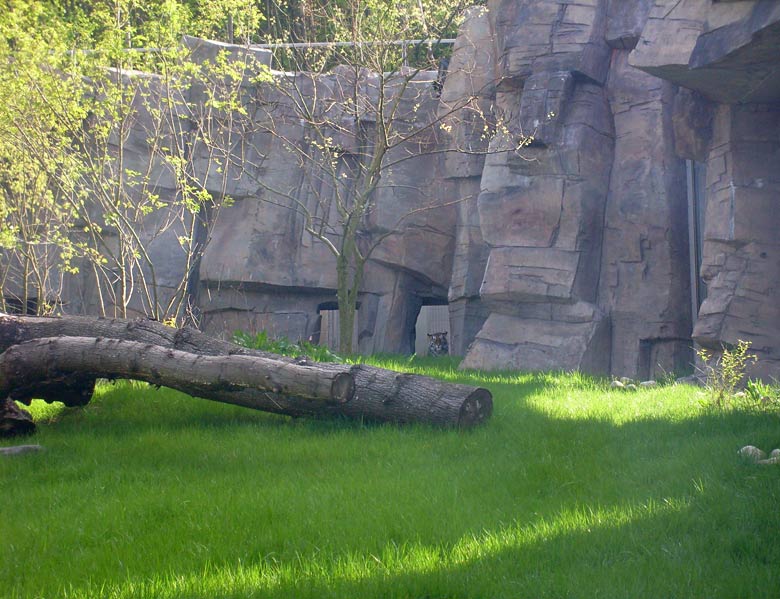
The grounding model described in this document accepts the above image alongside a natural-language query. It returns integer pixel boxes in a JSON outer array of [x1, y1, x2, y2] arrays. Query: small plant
[[697, 339, 757, 409], [232, 330, 342, 363], [162, 316, 178, 328], [741, 378, 780, 412]]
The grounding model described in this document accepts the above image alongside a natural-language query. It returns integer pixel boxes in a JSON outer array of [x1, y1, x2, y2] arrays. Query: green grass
[[1, 358, 779, 598]]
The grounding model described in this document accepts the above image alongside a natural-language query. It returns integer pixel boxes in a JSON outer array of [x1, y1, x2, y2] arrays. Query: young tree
[[0, 0, 271, 323], [248, 0, 499, 353], [0, 1, 87, 314], [56, 46, 269, 322]]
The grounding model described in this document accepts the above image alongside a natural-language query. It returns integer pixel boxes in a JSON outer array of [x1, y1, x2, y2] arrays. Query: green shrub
[[742, 378, 780, 412], [232, 330, 342, 362], [697, 340, 756, 409]]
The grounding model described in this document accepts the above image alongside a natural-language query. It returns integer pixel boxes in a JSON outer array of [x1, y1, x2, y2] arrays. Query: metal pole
[[686, 159, 700, 323]]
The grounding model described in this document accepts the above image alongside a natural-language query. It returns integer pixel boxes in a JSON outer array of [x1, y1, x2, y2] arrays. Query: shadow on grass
[[18, 363, 603, 442], [56, 467, 780, 599], [12, 407, 779, 597]]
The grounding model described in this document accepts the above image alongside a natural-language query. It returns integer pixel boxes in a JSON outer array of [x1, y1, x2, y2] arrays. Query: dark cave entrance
[[410, 297, 450, 356]]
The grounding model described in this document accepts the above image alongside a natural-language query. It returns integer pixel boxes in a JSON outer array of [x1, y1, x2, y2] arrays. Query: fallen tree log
[[0, 337, 354, 411], [0, 314, 492, 428]]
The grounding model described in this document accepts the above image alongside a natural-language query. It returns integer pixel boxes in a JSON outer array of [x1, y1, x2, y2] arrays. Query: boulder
[[460, 308, 610, 374]]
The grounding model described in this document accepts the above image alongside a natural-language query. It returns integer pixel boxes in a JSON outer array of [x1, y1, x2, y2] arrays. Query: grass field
[[2, 357, 779, 598]]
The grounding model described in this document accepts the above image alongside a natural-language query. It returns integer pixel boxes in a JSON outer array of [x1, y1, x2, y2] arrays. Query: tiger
[[427, 332, 449, 357]]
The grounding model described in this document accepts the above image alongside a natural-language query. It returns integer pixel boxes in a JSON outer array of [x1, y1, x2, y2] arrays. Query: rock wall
[[191, 56, 456, 352], [448, 0, 780, 380], [599, 51, 691, 380], [46, 2, 780, 380]]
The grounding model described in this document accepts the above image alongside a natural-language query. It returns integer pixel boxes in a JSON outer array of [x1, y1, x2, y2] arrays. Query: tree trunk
[[0, 314, 492, 428]]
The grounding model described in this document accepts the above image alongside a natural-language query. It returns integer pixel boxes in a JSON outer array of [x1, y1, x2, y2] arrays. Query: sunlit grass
[[2, 360, 779, 598], [23, 398, 68, 423]]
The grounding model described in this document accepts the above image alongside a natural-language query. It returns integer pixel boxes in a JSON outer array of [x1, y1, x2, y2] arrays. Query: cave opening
[[411, 297, 450, 356]]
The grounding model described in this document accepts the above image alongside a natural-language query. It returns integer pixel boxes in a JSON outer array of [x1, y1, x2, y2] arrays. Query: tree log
[[0, 314, 492, 427], [0, 337, 355, 411], [0, 314, 279, 360]]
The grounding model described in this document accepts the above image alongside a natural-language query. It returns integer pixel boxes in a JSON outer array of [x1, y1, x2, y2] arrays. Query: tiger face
[[427, 332, 449, 357]]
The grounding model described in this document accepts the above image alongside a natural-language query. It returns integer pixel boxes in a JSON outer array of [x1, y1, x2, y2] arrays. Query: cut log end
[[458, 388, 493, 428], [331, 372, 355, 404]]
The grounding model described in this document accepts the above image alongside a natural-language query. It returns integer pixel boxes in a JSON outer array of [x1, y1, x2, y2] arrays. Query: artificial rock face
[[51, 2, 780, 380], [448, 0, 780, 380], [191, 56, 457, 353], [457, 0, 622, 374]]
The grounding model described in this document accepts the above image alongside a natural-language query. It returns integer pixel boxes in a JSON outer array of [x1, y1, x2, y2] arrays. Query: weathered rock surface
[[439, 7, 495, 355], [630, 1, 780, 103], [30, 2, 780, 382], [456, 0, 780, 380], [598, 50, 692, 380], [462, 309, 610, 373], [691, 102, 780, 378], [460, 2, 614, 374]]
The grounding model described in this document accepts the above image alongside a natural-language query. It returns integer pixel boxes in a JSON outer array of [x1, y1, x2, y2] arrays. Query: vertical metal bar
[[686, 159, 700, 324]]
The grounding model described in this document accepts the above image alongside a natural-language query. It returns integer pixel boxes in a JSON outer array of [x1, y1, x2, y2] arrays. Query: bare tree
[[63, 49, 270, 322], [243, 0, 513, 353]]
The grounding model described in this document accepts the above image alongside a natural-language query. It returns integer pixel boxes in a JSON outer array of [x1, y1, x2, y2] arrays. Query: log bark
[[0, 314, 492, 428], [0, 314, 278, 360], [0, 337, 355, 411]]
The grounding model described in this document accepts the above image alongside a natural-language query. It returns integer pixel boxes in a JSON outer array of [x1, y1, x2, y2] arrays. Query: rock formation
[[17, 1, 778, 381], [449, 0, 780, 380]]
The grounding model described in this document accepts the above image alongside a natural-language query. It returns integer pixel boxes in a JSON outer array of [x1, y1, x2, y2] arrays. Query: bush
[[697, 340, 757, 409]]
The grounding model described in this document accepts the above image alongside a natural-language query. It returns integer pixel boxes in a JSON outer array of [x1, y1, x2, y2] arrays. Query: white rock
[[738, 445, 766, 461], [0, 444, 43, 456], [639, 380, 657, 387]]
